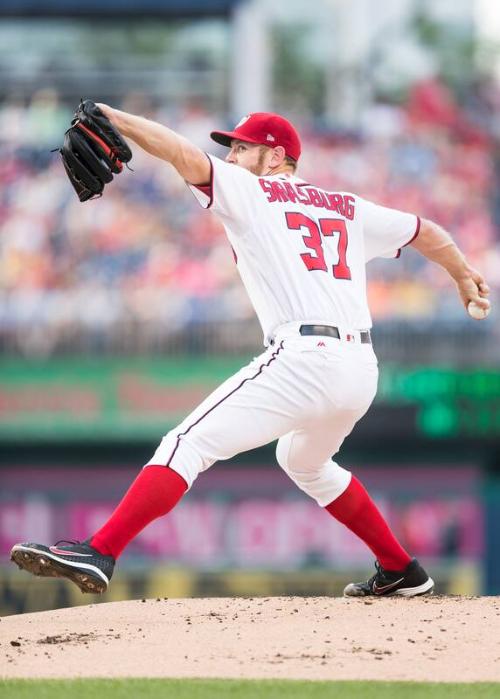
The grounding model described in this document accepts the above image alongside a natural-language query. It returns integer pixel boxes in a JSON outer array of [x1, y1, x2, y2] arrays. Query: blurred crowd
[[0, 83, 499, 356]]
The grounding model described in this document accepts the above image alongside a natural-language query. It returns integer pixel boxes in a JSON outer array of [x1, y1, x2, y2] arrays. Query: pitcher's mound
[[1, 595, 499, 682]]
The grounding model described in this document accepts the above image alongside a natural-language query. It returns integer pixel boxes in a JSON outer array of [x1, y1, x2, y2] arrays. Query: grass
[[0, 679, 499, 698]]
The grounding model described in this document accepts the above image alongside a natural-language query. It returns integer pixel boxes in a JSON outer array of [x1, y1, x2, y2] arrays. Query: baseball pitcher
[[11, 106, 491, 598]]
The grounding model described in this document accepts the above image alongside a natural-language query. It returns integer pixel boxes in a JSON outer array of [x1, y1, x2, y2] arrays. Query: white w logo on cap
[[235, 115, 250, 128]]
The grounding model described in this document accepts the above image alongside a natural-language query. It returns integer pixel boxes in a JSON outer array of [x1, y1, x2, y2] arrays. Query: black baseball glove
[[59, 100, 132, 202]]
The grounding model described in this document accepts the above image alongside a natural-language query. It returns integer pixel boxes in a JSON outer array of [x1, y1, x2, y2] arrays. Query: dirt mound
[[1, 595, 499, 682]]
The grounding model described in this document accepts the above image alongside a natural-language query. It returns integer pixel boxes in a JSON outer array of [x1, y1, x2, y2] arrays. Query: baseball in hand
[[467, 300, 490, 320]]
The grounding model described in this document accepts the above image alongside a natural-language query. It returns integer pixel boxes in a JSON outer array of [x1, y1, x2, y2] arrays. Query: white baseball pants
[[146, 323, 379, 506]]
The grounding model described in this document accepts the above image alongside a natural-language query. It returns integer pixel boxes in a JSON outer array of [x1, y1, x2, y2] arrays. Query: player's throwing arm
[[410, 219, 490, 318]]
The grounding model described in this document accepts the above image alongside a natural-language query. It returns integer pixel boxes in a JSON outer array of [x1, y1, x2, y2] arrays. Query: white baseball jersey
[[149, 154, 416, 503], [188, 155, 419, 345]]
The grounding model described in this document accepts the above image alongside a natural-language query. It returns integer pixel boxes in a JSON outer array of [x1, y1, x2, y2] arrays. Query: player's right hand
[[455, 267, 490, 311]]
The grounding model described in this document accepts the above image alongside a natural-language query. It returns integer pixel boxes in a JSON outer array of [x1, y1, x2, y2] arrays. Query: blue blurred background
[[0, 0, 499, 614]]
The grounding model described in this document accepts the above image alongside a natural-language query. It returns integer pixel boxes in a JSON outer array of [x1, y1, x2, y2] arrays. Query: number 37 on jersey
[[285, 212, 352, 280]]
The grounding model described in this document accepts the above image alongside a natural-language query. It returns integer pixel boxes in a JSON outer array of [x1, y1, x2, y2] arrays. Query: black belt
[[299, 324, 371, 344]]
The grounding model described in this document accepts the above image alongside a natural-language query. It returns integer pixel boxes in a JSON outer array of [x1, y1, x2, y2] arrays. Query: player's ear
[[271, 145, 286, 166]]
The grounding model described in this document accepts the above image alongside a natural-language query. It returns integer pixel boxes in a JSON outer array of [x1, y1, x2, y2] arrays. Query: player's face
[[226, 140, 273, 175]]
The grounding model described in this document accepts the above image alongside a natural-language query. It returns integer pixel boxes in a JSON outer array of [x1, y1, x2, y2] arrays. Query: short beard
[[248, 146, 269, 175]]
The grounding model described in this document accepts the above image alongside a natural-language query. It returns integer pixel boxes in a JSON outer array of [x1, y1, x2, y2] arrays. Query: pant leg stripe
[[165, 342, 285, 467]]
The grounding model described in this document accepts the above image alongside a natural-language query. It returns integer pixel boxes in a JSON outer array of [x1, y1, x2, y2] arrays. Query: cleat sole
[[10, 549, 107, 594], [392, 577, 435, 597]]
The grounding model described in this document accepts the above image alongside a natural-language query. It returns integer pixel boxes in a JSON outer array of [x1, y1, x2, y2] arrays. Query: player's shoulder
[[207, 153, 263, 189], [208, 153, 253, 176], [285, 175, 359, 198]]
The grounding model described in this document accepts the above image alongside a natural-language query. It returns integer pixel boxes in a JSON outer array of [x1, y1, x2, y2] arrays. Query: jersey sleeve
[[186, 154, 258, 224], [359, 196, 421, 262]]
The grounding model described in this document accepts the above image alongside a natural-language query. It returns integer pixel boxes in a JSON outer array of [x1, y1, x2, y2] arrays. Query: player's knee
[[276, 438, 351, 506], [276, 433, 330, 477], [276, 434, 315, 479], [145, 430, 214, 490], [275, 435, 292, 473], [292, 462, 351, 506]]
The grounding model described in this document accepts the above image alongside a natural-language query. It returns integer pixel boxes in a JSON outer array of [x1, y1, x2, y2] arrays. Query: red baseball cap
[[211, 112, 301, 161]]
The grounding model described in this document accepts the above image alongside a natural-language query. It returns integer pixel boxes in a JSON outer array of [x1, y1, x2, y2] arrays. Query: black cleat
[[343, 558, 434, 598], [10, 540, 114, 594]]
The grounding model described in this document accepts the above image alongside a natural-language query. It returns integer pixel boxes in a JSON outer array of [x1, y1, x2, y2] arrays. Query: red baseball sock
[[325, 475, 411, 571], [90, 465, 188, 560]]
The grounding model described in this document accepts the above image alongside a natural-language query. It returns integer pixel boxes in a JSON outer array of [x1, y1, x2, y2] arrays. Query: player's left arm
[[410, 218, 490, 312], [95, 104, 210, 185]]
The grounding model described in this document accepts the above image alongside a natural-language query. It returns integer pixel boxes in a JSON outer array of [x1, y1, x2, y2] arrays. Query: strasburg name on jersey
[[258, 178, 355, 219], [188, 156, 419, 345]]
